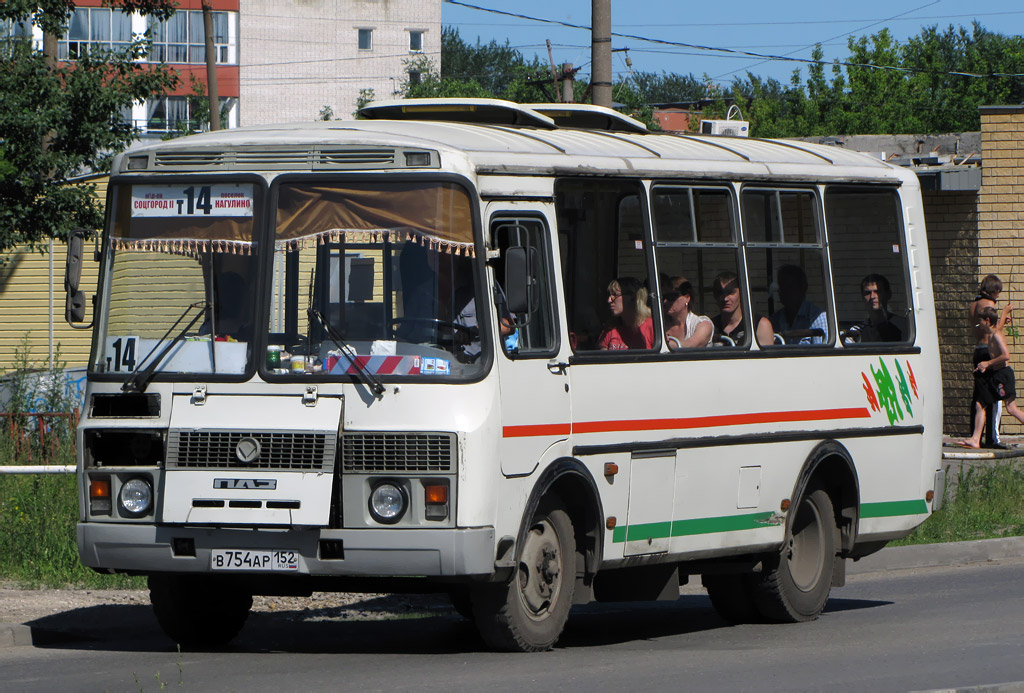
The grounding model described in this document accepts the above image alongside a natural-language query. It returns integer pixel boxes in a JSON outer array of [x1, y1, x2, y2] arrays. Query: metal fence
[[0, 411, 78, 474]]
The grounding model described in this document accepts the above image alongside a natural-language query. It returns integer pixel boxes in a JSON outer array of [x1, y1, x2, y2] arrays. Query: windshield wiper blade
[[122, 302, 208, 393], [308, 308, 385, 398]]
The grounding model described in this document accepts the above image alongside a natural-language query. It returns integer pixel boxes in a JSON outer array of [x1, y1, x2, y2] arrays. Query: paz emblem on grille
[[235, 437, 262, 463]]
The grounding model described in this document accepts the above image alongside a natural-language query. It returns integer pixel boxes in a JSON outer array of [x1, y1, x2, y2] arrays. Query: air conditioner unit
[[700, 119, 749, 137]]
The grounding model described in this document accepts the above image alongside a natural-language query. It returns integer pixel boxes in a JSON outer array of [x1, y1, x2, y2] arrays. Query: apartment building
[[47, 0, 440, 132]]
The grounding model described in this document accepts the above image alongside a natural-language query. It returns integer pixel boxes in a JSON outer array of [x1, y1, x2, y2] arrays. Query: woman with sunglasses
[[662, 276, 713, 349], [598, 276, 654, 350]]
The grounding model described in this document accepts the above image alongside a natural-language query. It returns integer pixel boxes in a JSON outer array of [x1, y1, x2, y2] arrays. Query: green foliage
[[0, 338, 140, 588], [628, 70, 705, 104], [437, 26, 549, 100], [0, 2, 178, 256], [892, 462, 1024, 546]]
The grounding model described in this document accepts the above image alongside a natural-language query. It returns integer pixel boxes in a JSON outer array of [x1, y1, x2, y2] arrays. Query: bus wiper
[[122, 302, 209, 393], [308, 308, 385, 399]]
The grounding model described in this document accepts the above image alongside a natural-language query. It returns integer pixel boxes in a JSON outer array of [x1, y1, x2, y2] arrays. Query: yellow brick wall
[[977, 106, 1024, 436]]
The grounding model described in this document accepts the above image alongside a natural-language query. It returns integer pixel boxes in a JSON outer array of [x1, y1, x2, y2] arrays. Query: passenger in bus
[[770, 264, 827, 345], [662, 276, 713, 349], [599, 276, 654, 350], [844, 274, 905, 343], [710, 271, 773, 346]]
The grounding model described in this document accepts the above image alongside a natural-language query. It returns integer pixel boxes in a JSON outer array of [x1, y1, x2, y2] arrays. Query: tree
[[0, 1, 179, 259]]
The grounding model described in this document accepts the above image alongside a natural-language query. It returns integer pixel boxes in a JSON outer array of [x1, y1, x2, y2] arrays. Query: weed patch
[[892, 462, 1024, 546]]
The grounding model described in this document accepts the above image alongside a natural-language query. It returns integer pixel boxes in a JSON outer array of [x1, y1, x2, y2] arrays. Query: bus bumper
[[77, 523, 496, 577]]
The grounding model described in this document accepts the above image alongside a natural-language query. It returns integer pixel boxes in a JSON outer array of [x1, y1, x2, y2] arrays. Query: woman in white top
[[662, 276, 713, 349]]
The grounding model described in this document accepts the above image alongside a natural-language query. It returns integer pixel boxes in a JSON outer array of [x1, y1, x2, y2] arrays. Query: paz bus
[[66, 98, 943, 652]]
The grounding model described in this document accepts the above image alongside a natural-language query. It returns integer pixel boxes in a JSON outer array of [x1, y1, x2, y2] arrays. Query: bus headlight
[[368, 481, 407, 524], [118, 478, 153, 517]]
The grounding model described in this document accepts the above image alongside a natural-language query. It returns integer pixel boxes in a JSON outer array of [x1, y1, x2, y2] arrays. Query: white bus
[[68, 98, 943, 652]]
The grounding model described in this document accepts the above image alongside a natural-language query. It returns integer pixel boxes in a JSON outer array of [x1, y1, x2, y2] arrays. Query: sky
[[441, 0, 1024, 90]]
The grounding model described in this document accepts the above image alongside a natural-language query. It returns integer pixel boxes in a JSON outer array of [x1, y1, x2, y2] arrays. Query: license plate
[[210, 549, 299, 572]]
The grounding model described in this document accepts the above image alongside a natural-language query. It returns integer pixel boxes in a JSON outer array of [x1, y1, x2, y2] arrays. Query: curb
[[848, 535, 1024, 575], [0, 622, 33, 648]]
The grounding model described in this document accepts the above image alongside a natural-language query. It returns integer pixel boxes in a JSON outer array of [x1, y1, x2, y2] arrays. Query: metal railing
[[0, 411, 78, 474]]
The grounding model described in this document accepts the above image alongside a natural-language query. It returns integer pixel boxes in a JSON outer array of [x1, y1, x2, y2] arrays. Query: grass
[[0, 440, 143, 589], [891, 461, 1024, 546]]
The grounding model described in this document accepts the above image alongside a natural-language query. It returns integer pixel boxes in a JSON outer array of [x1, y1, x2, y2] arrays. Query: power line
[[443, 0, 1024, 79], [715, 0, 941, 79]]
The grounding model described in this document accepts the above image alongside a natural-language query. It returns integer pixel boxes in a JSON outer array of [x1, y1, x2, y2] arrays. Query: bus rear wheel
[[149, 574, 252, 649], [753, 487, 837, 622], [472, 497, 576, 652]]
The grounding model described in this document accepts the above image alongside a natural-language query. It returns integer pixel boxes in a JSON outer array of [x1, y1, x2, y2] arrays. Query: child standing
[[961, 306, 1024, 448]]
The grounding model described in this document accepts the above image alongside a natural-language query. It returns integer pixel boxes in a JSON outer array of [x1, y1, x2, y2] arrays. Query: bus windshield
[[266, 180, 484, 380], [93, 181, 260, 378]]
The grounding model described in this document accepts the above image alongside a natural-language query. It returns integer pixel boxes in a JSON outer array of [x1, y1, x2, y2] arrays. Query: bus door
[[490, 210, 570, 477]]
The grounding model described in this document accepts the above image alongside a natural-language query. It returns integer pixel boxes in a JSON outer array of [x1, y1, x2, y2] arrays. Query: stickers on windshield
[[131, 184, 254, 218], [331, 355, 451, 376]]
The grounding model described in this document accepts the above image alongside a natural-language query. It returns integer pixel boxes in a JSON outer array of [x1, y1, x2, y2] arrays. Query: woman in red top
[[599, 276, 654, 350]]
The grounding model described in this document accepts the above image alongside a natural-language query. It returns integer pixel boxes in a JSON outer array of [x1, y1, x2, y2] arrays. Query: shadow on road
[[23, 591, 893, 654]]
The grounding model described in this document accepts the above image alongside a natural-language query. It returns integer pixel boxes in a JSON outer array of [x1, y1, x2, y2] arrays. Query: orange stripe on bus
[[503, 423, 573, 438], [503, 407, 871, 438]]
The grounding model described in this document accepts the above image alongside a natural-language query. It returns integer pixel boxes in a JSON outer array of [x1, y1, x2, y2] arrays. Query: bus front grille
[[166, 430, 335, 471], [341, 432, 454, 473]]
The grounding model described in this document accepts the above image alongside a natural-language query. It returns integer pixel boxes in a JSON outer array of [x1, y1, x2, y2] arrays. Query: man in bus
[[770, 264, 827, 345], [847, 274, 904, 343]]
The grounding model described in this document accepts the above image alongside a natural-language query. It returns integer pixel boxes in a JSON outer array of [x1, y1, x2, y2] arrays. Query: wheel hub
[[518, 520, 562, 616]]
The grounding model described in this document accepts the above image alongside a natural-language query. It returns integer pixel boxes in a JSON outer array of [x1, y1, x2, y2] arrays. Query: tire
[[701, 573, 760, 624], [472, 497, 577, 652], [149, 574, 252, 648], [753, 487, 837, 622]]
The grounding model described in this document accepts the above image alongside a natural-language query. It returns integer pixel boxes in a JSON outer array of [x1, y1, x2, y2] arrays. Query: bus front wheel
[[149, 574, 252, 648], [753, 486, 837, 622], [472, 496, 577, 652]]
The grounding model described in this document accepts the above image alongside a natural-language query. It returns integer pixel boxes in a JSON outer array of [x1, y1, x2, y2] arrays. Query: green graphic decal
[[863, 358, 920, 426]]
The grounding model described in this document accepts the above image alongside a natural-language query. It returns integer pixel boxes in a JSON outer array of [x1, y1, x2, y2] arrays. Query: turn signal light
[[90, 478, 111, 499], [604, 463, 619, 477], [424, 484, 448, 505], [606, 516, 617, 529], [90, 477, 112, 516], [780, 498, 791, 511], [925, 490, 934, 502]]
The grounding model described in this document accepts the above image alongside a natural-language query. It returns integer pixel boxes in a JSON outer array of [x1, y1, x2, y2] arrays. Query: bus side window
[[742, 188, 832, 347], [651, 185, 739, 350], [492, 216, 557, 357], [825, 188, 913, 346], [555, 179, 652, 353]]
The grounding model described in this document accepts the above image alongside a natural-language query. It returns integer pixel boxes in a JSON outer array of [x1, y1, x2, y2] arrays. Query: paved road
[[3, 560, 1023, 692]]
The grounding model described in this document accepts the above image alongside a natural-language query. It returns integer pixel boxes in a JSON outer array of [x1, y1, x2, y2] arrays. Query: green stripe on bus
[[860, 499, 929, 518], [611, 512, 774, 543]]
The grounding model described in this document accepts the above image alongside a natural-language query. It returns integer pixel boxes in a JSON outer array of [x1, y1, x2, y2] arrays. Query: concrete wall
[[240, 0, 442, 125]]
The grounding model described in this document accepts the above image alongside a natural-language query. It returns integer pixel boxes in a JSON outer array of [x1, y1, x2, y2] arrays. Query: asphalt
[[3, 441, 1022, 649]]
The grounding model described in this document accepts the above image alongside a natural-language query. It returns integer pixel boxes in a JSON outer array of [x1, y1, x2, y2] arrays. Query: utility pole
[[546, 40, 559, 101], [561, 64, 575, 103], [202, 0, 220, 130], [591, 0, 612, 108]]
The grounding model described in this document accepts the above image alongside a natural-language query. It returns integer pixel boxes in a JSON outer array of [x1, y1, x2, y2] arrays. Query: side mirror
[[64, 229, 90, 326], [65, 229, 85, 293], [66, 290, 86, 323], [504, 246, 538, 314]]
